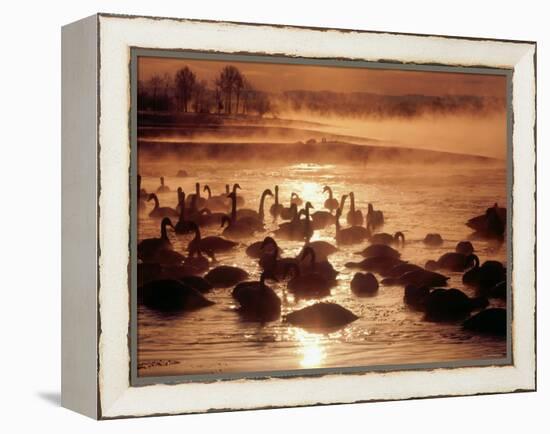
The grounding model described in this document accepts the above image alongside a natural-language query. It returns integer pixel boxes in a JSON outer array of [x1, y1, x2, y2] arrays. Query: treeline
[[276, 91, 506, 118], [138, 65, 273, 117]]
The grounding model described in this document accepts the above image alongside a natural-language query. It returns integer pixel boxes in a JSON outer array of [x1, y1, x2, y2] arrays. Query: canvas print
[[134, 54, 509, 379]]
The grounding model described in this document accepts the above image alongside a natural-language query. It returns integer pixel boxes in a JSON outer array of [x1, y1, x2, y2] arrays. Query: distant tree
[[193, 80, 209, 113], [252, 91, 272, 117], [217, 65, 243, 114], [148, 75, 163, 111], [175, 66, 196, 112]]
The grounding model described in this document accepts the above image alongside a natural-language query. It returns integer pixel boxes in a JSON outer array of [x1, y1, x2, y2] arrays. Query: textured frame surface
[[94, 14, 535, 419]]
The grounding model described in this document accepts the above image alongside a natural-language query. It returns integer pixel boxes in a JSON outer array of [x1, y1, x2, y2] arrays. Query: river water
[[137, 160, 507, 377]]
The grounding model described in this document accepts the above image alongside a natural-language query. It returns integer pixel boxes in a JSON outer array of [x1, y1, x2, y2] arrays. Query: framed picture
[[61, 13, 536, 419]]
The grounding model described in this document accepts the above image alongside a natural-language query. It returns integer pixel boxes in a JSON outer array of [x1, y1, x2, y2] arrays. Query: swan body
[[335, 204, 369, 245], [423, 233, 443, 246], [466, 203, 506, 238], [398, 269, 449, 288], [186, 222, 238, 255], [426, 253, 479, 272], [382, 263, 423, 278], [463, 308, 506, 335], [205, 265, 249, 288], [366, 225, 405, 247], [236, 189, 273, 223], [290, 192, 303, 206], [138, 217, 175, 262], [232, 271, 281, 321], [423, 288, 488, 322], [462, 260, 506, 291], [186, 182, 207, 210], [310, 210, 335, 229], [139, 279, 214, 312], [355, 244, 401, 259], [456, 241, 474, 256], [302, 240, 338, 261], [221, 215, 257, 239], [147, 193, 179, 219], [345, 256, 405, 274], [296, 246, 338, 282], [351, 272, 379, 296], [285, 302, 359, 331], [203, 185, 229, 212], [246, 238, 283, 259], [179, 275, 213, 293]]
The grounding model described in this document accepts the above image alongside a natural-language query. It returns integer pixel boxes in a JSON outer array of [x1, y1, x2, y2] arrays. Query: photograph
[[134, 53, 509, 379]]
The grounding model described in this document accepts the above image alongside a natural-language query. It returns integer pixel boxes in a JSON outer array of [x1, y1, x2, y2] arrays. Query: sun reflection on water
[[292, 328, 327, 368]]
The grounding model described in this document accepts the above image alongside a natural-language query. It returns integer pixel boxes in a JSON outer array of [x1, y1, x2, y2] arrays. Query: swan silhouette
[[346, 192, 364, 226], [205, 265, 249, 288], [147, 193, 179, 219], [185, 182, 207, 210], [323, 186, 339, 212], [269, 185, 284, 218], [426, 253, 479, 272], [138, 217, 179, 263], [423, 233, 444, 246], [232, 270, 281, 322], [355, 244, 401, 259], [366, 203, 384, 229], [366, 224, 405, 247], [186, 221, 238, 255], [156, 176, 170, 193], [334, 204, 369, 245], [290, 192, 303, 207], [237, 189, 273, 222], [139, 279, 214, 312], [351, 272, 379, 296]]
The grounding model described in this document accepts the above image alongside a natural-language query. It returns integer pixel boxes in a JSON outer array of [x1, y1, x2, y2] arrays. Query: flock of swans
[[137, 175, 508, 336]]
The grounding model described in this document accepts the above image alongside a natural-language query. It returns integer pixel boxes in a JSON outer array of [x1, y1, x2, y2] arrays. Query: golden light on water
[[293, 328, 327, 368]]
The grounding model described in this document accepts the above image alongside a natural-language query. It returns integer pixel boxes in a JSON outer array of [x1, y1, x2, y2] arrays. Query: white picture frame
[[61, 13, 536, 419]]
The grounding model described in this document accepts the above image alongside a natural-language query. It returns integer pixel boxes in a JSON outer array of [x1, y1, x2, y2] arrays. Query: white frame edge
[[94, 14, 536, 419]]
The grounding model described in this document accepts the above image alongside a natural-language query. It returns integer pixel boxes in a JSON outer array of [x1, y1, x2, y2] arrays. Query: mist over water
[[137, 160, 507, 376]]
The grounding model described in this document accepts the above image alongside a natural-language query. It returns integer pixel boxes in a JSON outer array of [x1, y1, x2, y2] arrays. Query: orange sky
[[138, 56, 507, 97]]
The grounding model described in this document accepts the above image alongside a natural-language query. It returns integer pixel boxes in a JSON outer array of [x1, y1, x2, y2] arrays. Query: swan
[[284, 302, 359, 331], [301, 240, 338, 261], [147, 193, 179, 219], [285, 262, 333, 299], [296, 245, 338, 282], [186, 221, 238, 254], [202, 185, 229, 212], [138, 279, 214, 312], [182, 245, 212, 274], [351, 272, 379, 296], [366, 203, 384, 229], [345, 256, 405, 274], [227, 191, 264, 232], [138, 217, 176, 262], [455, 241, 474, 256], [426, 253, 479, 272], [178, 275, 214, 293], [488, 280, 506, 299], [423, 288, 488, 322], [236, 189, 273, 222], [257, 237, 299, 280], [366, 225, 405, 247], [291, 192, 303, 207], [246, 236, 283, 259], [205, 265, 249, 288], [273, 205, 311, 241], [346, 192, 364, 226], [382, 263, 423, 279], [156, 176, 170, 193], [404, 284, 431, 309], [186, 182, 207, 210], [397, 269, 449, 288], [269, 185, 284, 218], [462, 260, 506, 291], [174, 193, 192, 234], [323, 186, 339, 212], [466, 203, 506, 233], [334, 205, 369, 245], [423, 233, 443, 246], [463, 308, 506, 336], [230, 183, 245, 207], [355, 244, 401, 259], [232, 271, 282, 321], [280, 202, 298, 221], [221, 214, 256, 239]]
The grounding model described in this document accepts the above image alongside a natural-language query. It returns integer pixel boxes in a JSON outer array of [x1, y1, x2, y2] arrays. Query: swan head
[[233, 183, 241, 191], [261, 236, 278, 250], [467, 254, 480, 269], [305, 201, 314, 210], [264, 189, 274, 197], [160, 217, 174, 229], [323, 185, 330, 193]]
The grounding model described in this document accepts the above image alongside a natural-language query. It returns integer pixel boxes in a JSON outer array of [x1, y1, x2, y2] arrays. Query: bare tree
[[193, 80, 208, 113], [148, 75, 163, 111], [175, 66, 196, 112], [217, 65, 244, 114]]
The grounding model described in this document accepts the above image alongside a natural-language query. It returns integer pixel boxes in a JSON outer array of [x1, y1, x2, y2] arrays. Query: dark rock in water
[[463, 308, 507, 336], [351, 272, 379, 296], [179, 275, 213, 293], [205, 266, 249, 288], [285, 302, 359, 330], [424, 288, 488, 322], [139, 279, 214, 312], [423, 233, 444, 246], [404, 285, 430, 309]]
